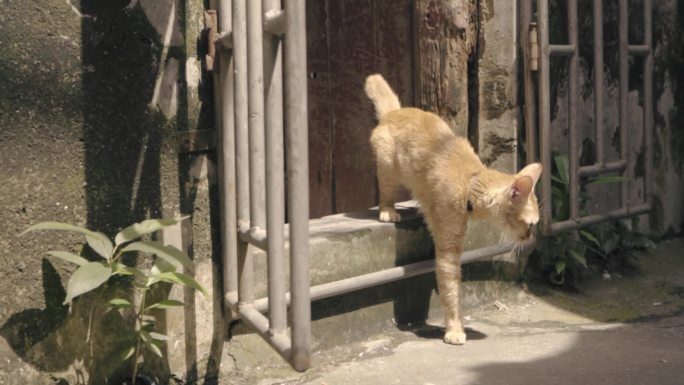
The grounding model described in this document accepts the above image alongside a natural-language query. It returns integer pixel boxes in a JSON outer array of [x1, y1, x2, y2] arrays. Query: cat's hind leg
[[377, 160, 401, 222], [370, 125, 401, 223]]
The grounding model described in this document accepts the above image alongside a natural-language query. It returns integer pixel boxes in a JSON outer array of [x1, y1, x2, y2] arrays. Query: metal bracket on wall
[[205, 10, 219, 72], [177, 129, 217, 154]]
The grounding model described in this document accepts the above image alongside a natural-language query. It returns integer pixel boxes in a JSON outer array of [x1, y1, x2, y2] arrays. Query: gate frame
[[523, 0, 654, 236]]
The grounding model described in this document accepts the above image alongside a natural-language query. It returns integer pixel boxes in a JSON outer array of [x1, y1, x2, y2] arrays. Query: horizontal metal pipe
[[550, 44, 575, 56], [628, 45, 650, 56], [578, 160, 627, 177], [251, 239, 537, 313], [548, 204, 651, 235], [238, 305, 292, 362]]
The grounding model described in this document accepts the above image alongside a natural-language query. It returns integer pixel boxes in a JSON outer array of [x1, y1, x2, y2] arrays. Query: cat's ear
[[517, 163, 543, 186], [511, 163, 542, 204], [511, 176, 534, 204]]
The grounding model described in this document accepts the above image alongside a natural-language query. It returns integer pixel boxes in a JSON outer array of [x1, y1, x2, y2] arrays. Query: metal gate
[[522, 0, 653, 235], [206, 0, 654, 373], [207, 0, 311, 371]]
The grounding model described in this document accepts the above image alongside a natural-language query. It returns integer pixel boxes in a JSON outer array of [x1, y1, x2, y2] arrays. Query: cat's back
[[380, 107, 453, 146]]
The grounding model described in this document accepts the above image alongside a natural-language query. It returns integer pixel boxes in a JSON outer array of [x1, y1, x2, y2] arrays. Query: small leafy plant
[[534, 154, 637, 285], [21, 217, 207, 384]]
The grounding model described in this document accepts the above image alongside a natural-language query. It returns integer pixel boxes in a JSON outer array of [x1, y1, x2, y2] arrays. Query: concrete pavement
[[246, 238, 684, 385]]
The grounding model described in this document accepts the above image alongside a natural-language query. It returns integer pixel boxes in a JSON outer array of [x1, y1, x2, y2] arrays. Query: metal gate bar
[[211, 0, 311, 371], [534, 0, 653, 235]]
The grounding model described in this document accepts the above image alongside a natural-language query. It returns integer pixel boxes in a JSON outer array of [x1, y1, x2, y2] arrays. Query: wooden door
[[306, 0, 414, 218]]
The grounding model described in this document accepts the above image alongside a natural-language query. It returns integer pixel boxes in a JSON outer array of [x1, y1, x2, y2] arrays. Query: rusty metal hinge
[[177, 129, 217, 154], [205, 10, 218, 72], [528, 22, 539, 72]]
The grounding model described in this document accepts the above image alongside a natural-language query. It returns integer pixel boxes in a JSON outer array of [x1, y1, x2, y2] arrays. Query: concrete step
[[229, 201, 523, 373]]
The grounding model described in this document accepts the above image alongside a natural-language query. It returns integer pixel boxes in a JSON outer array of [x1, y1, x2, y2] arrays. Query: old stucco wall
[[0, 0, 222, 383]]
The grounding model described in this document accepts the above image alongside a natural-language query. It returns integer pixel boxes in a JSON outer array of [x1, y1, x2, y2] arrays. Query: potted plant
[[21, 217, 207, 385]]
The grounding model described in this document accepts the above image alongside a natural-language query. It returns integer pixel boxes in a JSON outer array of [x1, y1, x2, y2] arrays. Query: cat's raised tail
[[365, 74, 401, 120]]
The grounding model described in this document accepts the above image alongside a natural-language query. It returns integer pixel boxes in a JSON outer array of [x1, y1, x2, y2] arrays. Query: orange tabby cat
[[365, 74, 542, 345]]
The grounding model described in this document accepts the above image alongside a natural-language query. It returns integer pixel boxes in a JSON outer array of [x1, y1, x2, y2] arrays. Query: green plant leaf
[[568, 249, 588, 268], [149, 332, 170, 341], [587, 175, 629, 185], [151, 259, 176, 275], [20, 222, 113, 261], [85, 232, 114, 261], [114, 217, 189, 246], [551, 174, 564, 184], [554, 154, 569, 185], [121, 241, 193, 271], [109, 298, 133, 308], [555, 260, 566, 275], [47, 251, 89, 266], [63, 262, 112, 305], [20, 221, 94, 237], [155, 272, 207, 296], [579, 230, 600, 248], [141, 331, 163, 357], [146, 299, 184, 311], [111, 262, 147, 280], [602, 235, 620, 255], [120, 346, 136, 362]]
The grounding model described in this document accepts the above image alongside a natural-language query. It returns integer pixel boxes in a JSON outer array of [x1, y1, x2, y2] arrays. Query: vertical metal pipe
[[217, 0, 239, 303], [567, 0, 579, 221], [593, 0, 605, 165], [233, 0, 254, 305], [618, 0, 629, 207], [234, 0, 250, 229], [263, 0, 286, 335], [643, 0, 653, 203], [247, 0, 266, 230], [522, 0, 537, 165], [537, 0, 552, 234], [284, 0, 311, 372]]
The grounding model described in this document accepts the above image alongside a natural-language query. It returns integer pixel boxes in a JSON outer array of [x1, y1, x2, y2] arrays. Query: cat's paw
[[379, 209, 401, 223], [443, 330, 467, 345]]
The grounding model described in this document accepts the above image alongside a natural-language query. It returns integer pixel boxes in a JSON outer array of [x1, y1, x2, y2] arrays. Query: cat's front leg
[[436, 250, 467, 345]]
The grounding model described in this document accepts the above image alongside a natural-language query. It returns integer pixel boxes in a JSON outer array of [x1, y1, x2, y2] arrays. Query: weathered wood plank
[[328, 0, 377, 213], [414, 0, 476, 139], [307, 0, 334, 218]]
